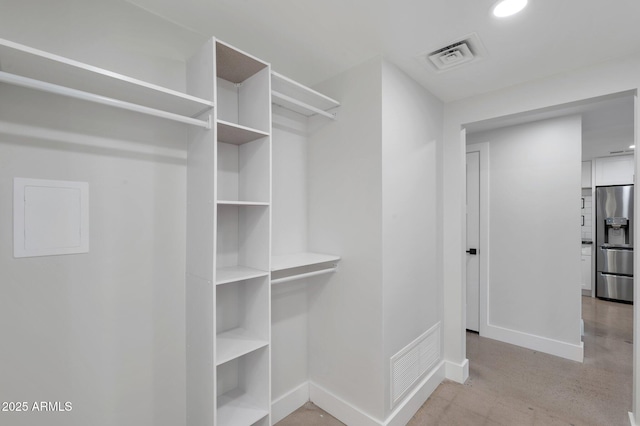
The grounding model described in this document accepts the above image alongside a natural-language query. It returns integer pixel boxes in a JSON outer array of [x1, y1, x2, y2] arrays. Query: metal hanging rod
[[271, 90, 337, 120], [0, 71, 212, 129], [270, 267, 337, 285]]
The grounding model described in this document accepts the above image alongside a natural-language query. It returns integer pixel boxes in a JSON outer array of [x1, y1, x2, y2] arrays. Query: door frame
[[466, 142, 490, 336], [447, 90, 638, 423]]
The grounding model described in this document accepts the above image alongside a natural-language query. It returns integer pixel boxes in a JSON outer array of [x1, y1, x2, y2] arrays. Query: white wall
[[381, 61, 442, 416], [271, 106, 310, 401], [308, 56, 386, 421], [467, 116, 583, 356], [0, 0, 203, 91], [0, 86, 187, 426], [0, 3, 196, 425], [442, 50, 640, 419]]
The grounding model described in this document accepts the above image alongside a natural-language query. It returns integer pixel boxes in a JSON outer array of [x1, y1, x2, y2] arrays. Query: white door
[[466, 151, 480, 332]]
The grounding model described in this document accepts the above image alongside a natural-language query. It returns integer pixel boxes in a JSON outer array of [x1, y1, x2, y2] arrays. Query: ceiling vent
[[418, 33, 487, 73]]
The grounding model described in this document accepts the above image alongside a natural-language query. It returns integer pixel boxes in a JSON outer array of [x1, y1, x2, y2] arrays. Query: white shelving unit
[[185, 37, 272, 426], [213, 39, 272, 426], [0, 34, 341, 426], [0, 38, 214, 128], [271, 71, 340, 120]]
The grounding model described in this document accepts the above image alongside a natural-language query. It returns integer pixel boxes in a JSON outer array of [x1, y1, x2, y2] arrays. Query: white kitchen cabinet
[[594, 155, 634, 186], [581, 161, 592, 188], [581, 246, 592, 291]]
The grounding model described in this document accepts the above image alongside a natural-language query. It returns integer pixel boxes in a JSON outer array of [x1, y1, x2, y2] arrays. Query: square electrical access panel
[[14, 178, 89, 258]]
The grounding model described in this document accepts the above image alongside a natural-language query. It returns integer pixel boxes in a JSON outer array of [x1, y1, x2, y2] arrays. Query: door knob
[[466, 248, 477, 255]]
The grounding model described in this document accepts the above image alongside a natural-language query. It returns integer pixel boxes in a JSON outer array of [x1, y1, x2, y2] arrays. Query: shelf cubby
[[216, 41, 271, 134], [216, 276, 269, 365], [217, 347, 270, 426], [217, 136, 270, 205], [216, 202, 270, 281]]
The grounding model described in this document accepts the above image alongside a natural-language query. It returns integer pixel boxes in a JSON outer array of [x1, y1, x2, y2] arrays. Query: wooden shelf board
[[271, 252, 341, 272], [216, 40, 268, 84], [216, 328, 268, 366], [216, 266, 269, 285], [217, 200, 269, 206], [217, 120, 269, 145], [271, 71, 339, 112], [217, 388, 268, 426], [0, 38, 214, 118]]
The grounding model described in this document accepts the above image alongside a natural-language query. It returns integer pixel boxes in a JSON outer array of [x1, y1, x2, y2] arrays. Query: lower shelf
[[271, 252, 341, 272], [216, 265, 269, 285], [270, 252, 340, 284], [217, 328, 269, 366], [217, 388, 269, 426]]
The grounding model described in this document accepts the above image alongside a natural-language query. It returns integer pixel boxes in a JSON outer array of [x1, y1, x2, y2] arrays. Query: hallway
[[278, 296, 633, 425]]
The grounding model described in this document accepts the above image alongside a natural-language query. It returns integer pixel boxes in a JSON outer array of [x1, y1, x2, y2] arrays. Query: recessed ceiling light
[[492, 0, 528, 18], [630, 145, 635, 149]]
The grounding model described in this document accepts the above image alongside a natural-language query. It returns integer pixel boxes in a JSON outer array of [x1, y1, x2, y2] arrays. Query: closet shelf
[[0, 38, 214, 123], [217, 200, 269, 206], [216, 328, 269, 366], [271, 252, 341, 272], [217, 389, 268, 426], [270, 252, 340, 285], [217, 120, 269, 145], [216, 266, 269, 285], [0, 72, 211, 128], [271, 71, 340, 119]]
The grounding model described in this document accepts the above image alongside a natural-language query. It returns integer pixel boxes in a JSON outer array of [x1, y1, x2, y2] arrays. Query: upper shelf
[[0, 38, 214, 123], [217, 120, 269, 145], [271, 252, 341, 272], [216, 40, 268, 84], [271, 71, 340, 120]]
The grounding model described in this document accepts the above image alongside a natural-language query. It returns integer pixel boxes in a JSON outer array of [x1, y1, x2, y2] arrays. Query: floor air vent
[[390, 322, 441, 406], [418, 33, 487, 73]]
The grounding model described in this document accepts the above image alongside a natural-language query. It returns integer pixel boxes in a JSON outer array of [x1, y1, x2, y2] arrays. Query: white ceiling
[[123, 0, 640, 102]]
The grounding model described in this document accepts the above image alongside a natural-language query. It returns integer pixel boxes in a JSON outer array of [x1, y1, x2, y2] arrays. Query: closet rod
[[271, 267, 336, 285], [0, 71, 212, 129], [272, 90, 337, 120]]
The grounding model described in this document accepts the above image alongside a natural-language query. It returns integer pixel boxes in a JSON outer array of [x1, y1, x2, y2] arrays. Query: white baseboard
[[309, 382, 381, 426], [629, 411, 637, 426], [309, 362, 445, 426], [484, 324, 584, 362], [271, 382, 310, 424], [445, 358, 469, 383]]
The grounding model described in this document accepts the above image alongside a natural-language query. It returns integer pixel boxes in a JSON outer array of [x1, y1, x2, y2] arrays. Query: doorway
[[459, 90, 637, 422]]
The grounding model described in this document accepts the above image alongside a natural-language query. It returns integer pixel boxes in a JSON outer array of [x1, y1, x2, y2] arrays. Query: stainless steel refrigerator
[[596, 184, 634, 303]]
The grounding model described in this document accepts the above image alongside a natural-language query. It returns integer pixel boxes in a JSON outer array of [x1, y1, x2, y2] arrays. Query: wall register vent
[[418, 33, 487, 73], [390, 322, 441, 406]]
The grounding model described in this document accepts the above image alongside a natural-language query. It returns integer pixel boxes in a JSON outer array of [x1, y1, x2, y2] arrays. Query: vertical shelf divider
[[186, 37, 217, 426]]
